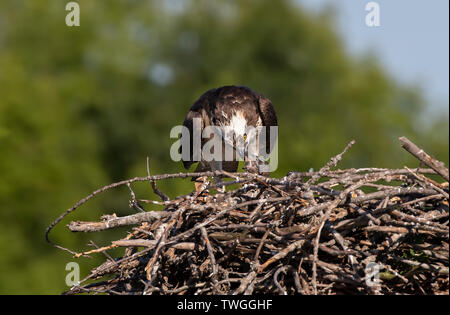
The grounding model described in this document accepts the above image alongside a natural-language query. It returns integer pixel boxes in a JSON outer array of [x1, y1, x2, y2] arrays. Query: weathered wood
[[399, 136, 449, 181], [48, 140, 448, 295], [68, 211, 171, 232]]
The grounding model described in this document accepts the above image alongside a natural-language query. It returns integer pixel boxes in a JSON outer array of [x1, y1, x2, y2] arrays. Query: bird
[[179, 85, 278, 189]]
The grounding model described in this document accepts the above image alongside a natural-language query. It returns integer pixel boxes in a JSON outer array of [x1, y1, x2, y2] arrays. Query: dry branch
[[399, 136, 449, 181]]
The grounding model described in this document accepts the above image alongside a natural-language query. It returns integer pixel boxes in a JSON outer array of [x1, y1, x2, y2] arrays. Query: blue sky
[[297, 0, 449, 112]]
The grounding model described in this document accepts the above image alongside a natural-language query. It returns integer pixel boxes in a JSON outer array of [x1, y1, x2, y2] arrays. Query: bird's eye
[[243, 133, 247, 141]]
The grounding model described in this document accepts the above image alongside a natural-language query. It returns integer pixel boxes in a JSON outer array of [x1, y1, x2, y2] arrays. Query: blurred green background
[[0, 0, 448, 294]]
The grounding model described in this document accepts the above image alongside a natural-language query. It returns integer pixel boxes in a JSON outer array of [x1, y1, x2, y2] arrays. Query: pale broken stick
[[399, 136, 449, 181], [68, 210, 171, 232]]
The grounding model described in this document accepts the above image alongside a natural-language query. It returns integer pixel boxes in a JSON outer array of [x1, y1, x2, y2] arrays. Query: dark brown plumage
[[180, 85, 278, 174]]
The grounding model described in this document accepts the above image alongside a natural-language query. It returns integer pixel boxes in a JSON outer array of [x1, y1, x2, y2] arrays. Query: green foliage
[[0, 0, 447, 293]]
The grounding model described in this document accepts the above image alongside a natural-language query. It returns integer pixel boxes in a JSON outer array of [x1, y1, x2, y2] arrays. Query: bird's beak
[[235, 135, 246, 161], [243, 135, 249, 162]]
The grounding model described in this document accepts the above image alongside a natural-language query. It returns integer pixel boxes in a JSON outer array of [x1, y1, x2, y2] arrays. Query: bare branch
[[399, 136, 449, 181]]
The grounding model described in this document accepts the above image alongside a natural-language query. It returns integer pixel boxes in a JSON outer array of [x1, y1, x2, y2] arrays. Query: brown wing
[[257, 94, 278, 154], [180, 88, 217, 170]]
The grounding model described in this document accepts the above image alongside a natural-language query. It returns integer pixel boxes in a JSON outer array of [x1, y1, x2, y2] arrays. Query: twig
[[305, 139, 355, 188], [68, 211, 171, 232], [399, 136, 449, 181], [147, 157, 170, 201], [200, 227, 220, 294]]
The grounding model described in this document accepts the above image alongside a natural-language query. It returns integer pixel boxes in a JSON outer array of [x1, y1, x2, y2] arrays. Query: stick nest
[[47, 138, 449, 295]]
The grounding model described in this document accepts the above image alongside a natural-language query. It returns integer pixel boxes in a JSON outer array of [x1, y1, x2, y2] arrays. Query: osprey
[[180, 85, 278, 177]]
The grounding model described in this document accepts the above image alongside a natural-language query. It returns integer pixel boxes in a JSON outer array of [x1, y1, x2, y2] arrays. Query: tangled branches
[[46, 137, 449, 295]]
